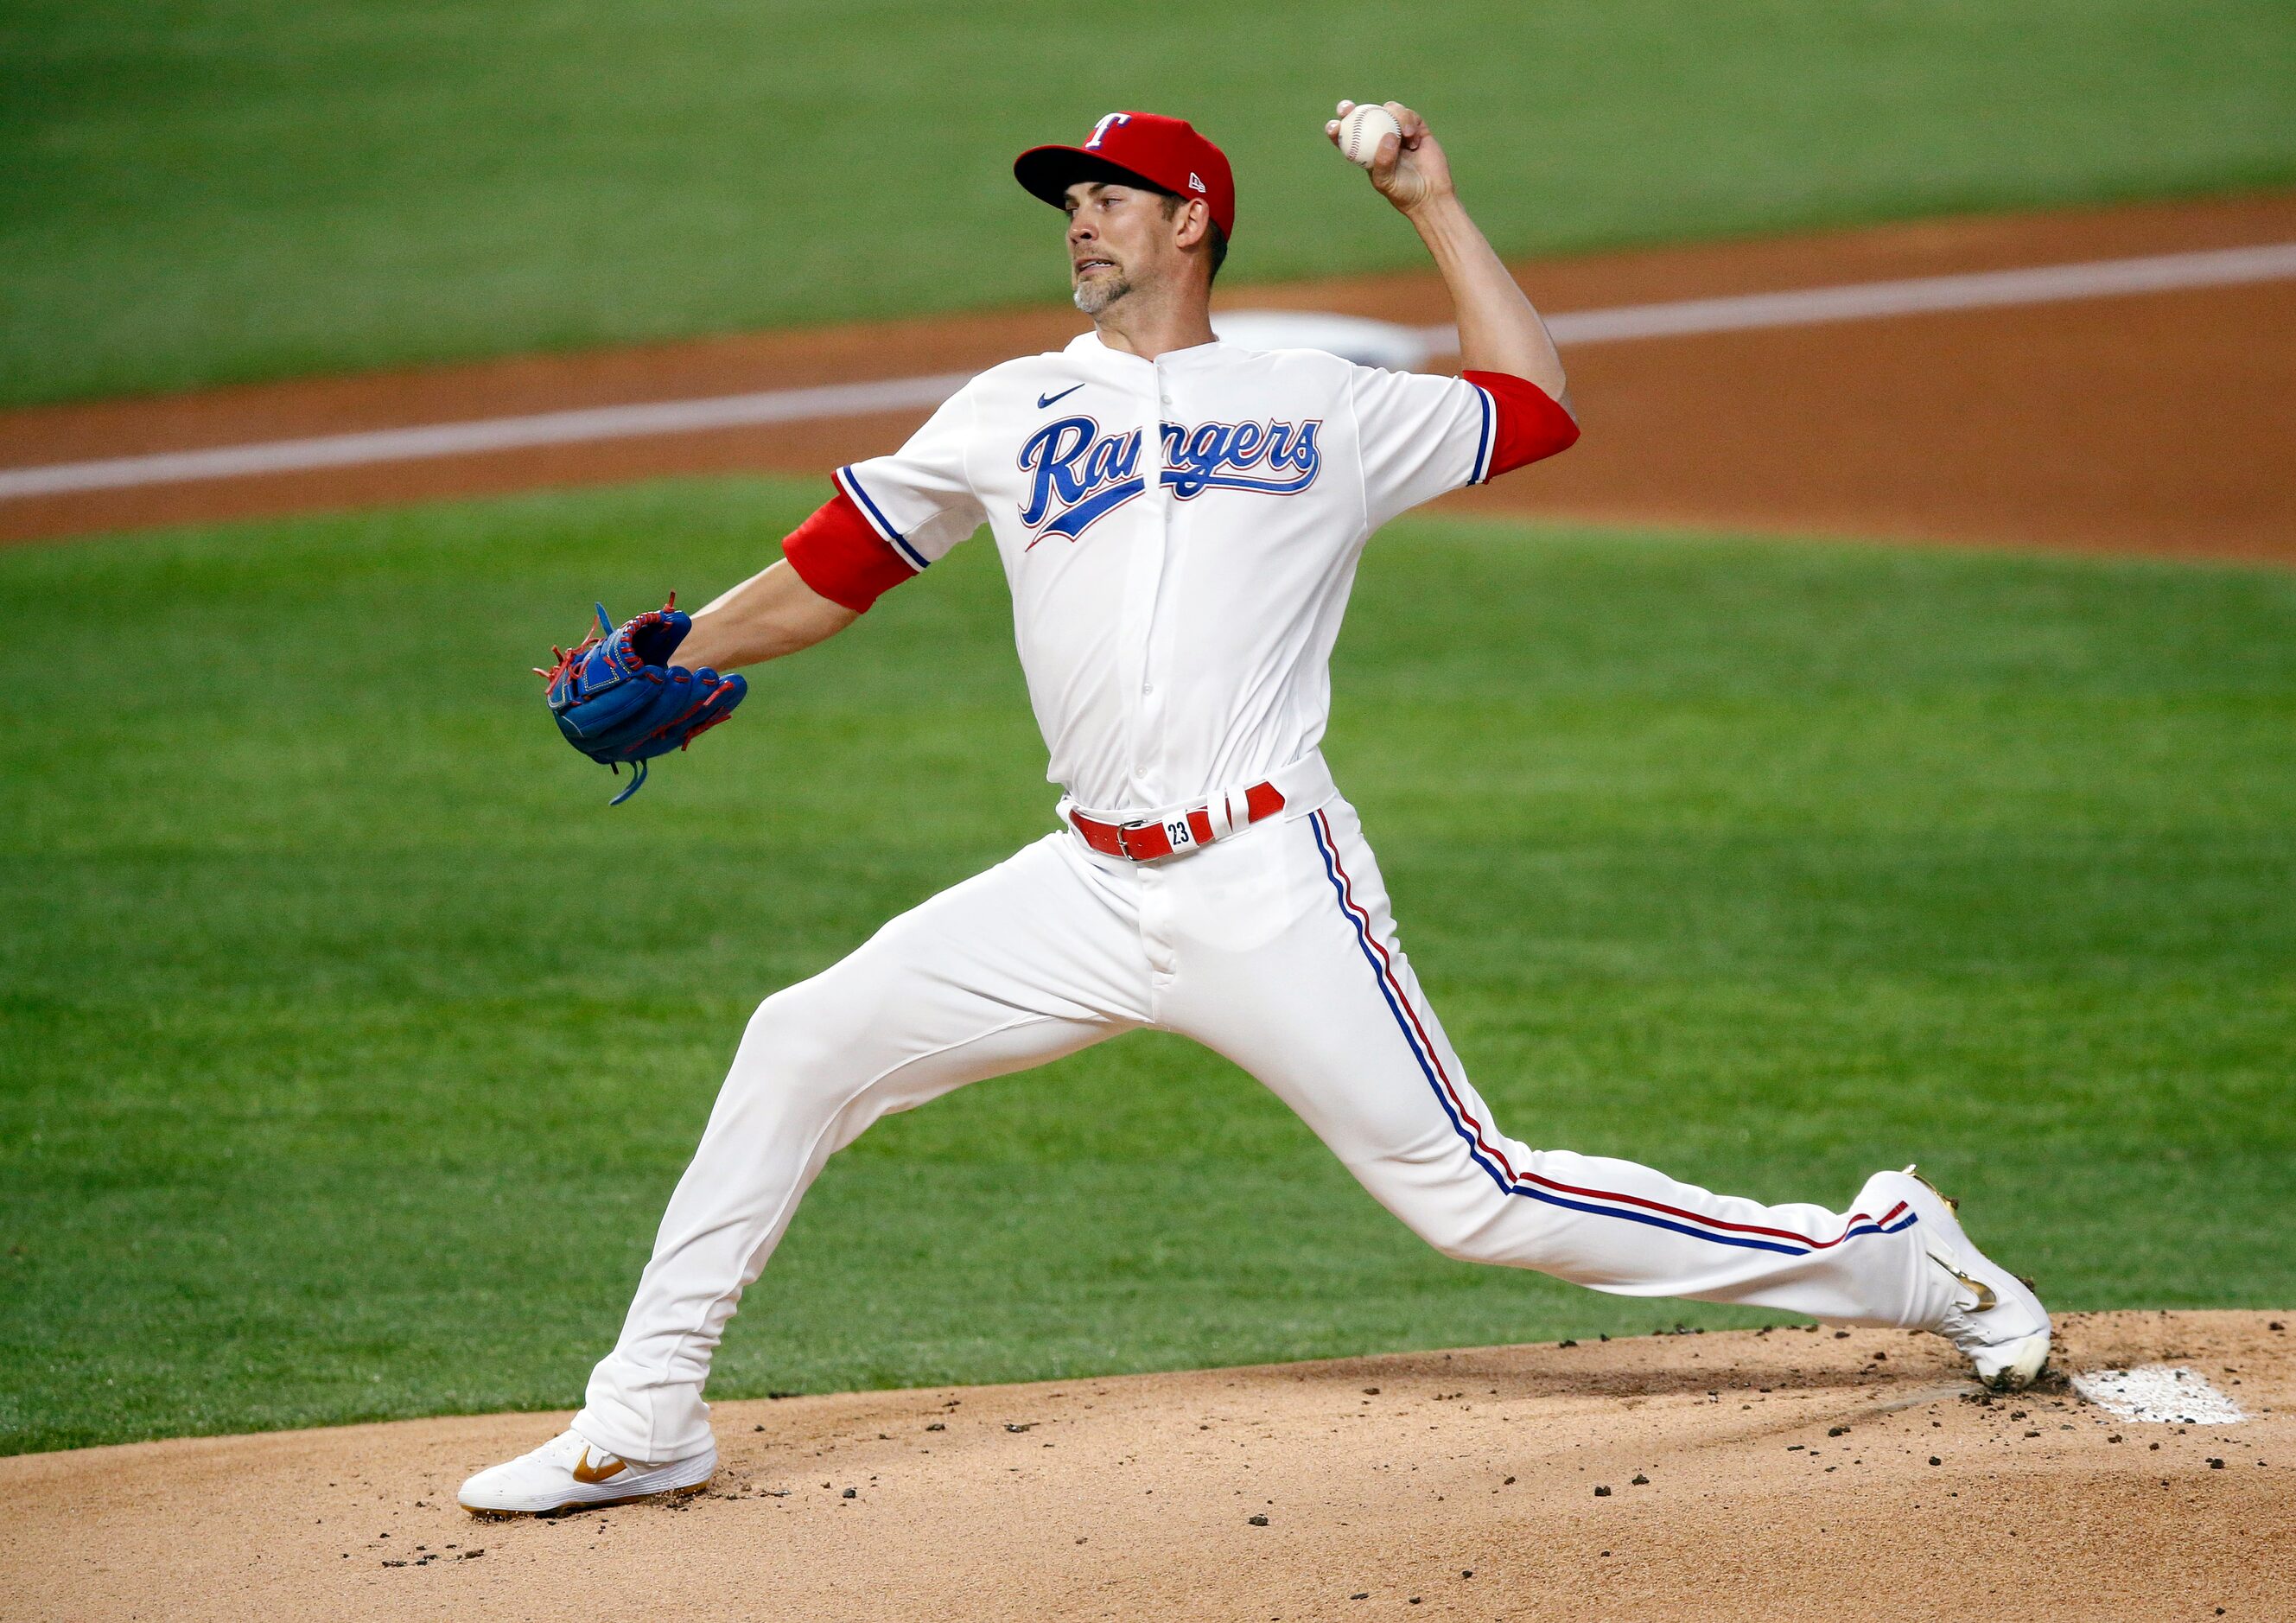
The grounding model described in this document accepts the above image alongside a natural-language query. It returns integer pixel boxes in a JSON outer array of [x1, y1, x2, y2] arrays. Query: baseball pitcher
[[465, 105, 2050, 1516]]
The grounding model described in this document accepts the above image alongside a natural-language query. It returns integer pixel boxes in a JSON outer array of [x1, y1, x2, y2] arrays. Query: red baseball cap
[[1014, 111, 1237, 240]]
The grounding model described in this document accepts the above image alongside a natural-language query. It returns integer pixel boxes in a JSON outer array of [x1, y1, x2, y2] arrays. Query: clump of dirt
[[1, 1310, 2286, 1620]]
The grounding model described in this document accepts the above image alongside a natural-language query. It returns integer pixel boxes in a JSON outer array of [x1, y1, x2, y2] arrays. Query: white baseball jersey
[[830, 333, 1503, 812], [571, 335, 1977, 1468]]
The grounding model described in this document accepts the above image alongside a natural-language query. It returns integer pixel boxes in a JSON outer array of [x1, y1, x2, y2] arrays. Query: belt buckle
[[1120, 811, 1201, 861]]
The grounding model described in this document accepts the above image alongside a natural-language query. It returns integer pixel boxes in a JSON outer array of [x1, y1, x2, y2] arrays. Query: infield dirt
[[4, 1310, 2286, 1620], [3, 191, 2293, 562]]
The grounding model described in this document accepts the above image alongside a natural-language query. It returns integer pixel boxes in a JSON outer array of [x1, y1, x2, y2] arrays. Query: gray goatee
[[1072, 271, 1131, 315]]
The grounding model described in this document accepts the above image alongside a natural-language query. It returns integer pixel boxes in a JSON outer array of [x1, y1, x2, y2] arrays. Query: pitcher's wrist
[[1403, 188, 1466, 228]]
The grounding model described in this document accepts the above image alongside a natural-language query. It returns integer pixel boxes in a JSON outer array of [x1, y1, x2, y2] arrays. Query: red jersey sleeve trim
[[781, 488, 918, 614], [1461, 369, 1580, 481]]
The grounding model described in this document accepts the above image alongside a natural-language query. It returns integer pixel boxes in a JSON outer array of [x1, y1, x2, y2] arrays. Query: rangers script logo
[[1018, 416, 1325, 544]]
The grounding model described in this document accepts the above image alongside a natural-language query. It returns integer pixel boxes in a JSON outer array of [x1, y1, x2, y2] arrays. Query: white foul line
[[0, 372, 981, 501], [1533, 239, 2296, 343], [5, 241, 2293, 502]]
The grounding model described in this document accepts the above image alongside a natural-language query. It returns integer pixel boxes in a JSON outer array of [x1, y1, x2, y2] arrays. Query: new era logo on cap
[[1013, 111, 1237, 240]]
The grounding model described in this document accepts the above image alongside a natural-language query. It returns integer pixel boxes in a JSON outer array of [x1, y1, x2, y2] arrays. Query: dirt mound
[[3, 1309, 2286, 1620]]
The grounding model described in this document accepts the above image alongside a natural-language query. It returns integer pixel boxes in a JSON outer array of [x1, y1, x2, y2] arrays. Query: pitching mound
[[3, 1310, 2286, 1620]]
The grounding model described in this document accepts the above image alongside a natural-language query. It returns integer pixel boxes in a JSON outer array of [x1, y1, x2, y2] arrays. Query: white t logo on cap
[[1084, 113, 1132, 150], [1188, 172, 1207, 193]]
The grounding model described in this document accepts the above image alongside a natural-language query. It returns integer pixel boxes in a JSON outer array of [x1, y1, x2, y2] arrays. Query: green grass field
[[4, 0, 2294, 404], [3, 479, 2290, 1454]]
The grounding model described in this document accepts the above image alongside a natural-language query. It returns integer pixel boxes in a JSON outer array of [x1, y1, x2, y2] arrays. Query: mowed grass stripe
[[1, 477, 2291, 1453]]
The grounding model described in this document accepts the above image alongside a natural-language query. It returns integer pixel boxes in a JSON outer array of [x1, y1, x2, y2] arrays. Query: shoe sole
[[461, 1476, 712, 1518]]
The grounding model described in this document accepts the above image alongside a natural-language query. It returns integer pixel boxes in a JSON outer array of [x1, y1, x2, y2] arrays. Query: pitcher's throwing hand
[[1328, 99, 1453, 213]]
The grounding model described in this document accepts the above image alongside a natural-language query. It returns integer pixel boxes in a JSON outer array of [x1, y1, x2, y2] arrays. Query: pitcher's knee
[[1402, 1193, 1520, 1266], [725, 983, 872, 1107]]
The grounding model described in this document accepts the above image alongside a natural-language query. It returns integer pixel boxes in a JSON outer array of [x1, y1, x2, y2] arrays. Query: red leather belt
[[1069, 780, 1287, 862]]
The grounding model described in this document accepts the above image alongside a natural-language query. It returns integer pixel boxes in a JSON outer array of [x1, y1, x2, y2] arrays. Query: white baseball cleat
[[458, 1428, 716, 1518], [1878, 1165, 2051, 1391]]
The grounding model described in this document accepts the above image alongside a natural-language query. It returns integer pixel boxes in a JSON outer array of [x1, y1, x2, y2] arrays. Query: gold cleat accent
[[570, 1448, 629, 1485], [1930, 1256, 1998, 1313], [1902, 1162, 1959, 1212]]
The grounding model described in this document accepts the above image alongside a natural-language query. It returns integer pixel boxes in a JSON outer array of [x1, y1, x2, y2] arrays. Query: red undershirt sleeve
[[780, 487, 919, 614], [1461, 369, 1581, 479]]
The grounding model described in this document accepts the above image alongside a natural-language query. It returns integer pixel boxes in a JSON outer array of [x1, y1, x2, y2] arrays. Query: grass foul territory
[[3, 478, 2293, 1454], [3, 0, 2295, 404]]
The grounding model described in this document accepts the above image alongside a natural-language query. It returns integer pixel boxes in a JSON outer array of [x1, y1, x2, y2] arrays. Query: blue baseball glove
[[538, 595, 747, 804]]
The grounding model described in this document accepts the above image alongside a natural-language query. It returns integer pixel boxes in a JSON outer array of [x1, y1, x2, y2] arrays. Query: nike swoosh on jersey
[[1037, 384, 1085, 410]]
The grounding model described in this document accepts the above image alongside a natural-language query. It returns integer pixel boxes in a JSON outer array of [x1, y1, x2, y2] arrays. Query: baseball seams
[[1336, 102, 1402, 168]]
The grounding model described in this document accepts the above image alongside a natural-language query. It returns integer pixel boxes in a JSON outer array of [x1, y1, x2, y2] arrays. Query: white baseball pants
[[578, 768, 1956, 1464]]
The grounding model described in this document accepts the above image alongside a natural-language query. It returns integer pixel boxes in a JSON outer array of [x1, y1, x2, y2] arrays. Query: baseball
[[1335, 102, 1402, 169]]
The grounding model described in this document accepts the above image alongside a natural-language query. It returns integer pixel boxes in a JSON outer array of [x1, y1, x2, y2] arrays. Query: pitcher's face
[[1064, 181, 1186, 315]]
